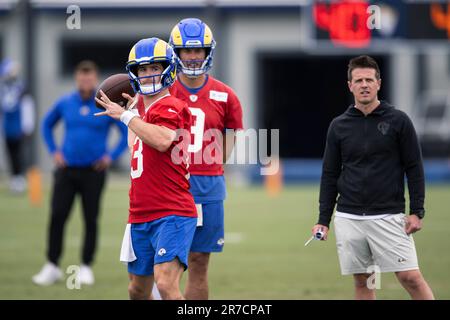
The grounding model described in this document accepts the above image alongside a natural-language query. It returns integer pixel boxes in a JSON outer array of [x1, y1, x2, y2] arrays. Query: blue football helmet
[[169, 18, 216, 78], [126, 38, 177, 95]]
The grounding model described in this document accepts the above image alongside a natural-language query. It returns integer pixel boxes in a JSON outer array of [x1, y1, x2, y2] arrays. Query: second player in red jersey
[[169, 18, 244, 300], [169, 76, 243, 175], [137, 72, 243, 175]]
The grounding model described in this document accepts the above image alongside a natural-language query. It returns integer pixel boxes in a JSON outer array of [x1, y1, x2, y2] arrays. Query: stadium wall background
[[0, 1, 449, 183]]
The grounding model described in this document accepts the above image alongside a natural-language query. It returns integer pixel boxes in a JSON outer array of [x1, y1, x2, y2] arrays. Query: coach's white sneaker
[[32, 262, 62, 286], [79, 264, 95, 285]]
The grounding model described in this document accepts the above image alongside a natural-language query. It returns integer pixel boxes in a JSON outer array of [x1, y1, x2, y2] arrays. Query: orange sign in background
[[314, 1, 450, 47], [431, 3, 450, 39], [314, 1, 371, 48]]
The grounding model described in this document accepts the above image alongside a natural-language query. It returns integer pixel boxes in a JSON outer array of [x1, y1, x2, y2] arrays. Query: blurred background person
[[32, 60, 128, 286], [0, 58, 35, 194]]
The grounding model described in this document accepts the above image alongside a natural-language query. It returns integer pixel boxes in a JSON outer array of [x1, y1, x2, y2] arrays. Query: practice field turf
[[1, 176, 449, 299]]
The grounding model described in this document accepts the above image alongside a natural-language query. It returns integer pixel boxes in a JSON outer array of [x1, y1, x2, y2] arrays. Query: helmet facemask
[[174, 44, 215, 78], [127, 60, 173, 96]]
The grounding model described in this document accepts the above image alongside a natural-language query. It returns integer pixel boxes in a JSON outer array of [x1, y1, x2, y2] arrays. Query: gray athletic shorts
[[334, 214, 419, 275]]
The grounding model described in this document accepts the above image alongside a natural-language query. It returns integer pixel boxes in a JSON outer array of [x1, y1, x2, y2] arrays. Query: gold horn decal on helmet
[[153, 40, 167, 59], [128, 45, 136, 63], [203, 25, 213, 46], [170, 25, 183, 46]]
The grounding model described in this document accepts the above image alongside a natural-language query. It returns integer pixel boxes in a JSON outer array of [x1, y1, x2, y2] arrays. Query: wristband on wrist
[[120, 110, 138, 126], [128, 107, 139, 115]]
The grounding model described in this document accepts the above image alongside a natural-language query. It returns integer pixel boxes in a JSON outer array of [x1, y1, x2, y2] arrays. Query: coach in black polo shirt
[[312, 55, 434, 300]]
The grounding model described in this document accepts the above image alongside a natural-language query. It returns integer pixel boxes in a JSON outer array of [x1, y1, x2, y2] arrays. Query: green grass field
[[1, 176, 449, 299]]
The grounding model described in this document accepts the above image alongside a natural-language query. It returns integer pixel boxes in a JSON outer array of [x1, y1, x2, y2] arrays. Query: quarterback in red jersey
[[169, 18, 243, 300], [127, 93, 195, 223], [95, 37, 197, 300]]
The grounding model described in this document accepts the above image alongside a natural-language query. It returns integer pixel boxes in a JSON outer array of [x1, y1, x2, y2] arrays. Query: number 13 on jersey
[[131, 137, 143, 179]]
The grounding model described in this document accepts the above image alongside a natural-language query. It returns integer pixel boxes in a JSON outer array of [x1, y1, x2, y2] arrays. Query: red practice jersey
[[129, 94, 197, 223], [169, 76, 243, 176]]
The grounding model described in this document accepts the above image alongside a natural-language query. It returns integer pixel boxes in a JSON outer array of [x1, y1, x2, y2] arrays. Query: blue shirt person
[[33, 61, 128, 286], [0, 58, 35, 193]]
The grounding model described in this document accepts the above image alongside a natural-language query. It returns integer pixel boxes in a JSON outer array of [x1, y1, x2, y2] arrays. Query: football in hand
[[95, 73, 135, 110]]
